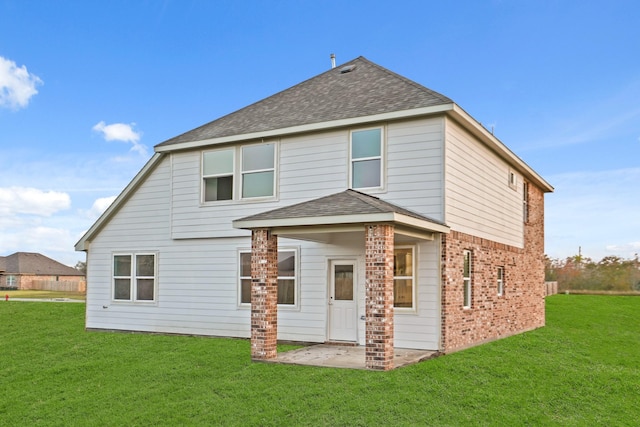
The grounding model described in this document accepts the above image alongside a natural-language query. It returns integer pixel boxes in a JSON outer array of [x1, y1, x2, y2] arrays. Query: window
[[239, 249, 296, 305], [497, 266, 504, 296], [508, 170, 518, 190], [523, 181, 529, 223], [203, 149, 234, 201], [6, 275, 17, 288], [241, 143, 275, 198], [394, 246, 415, 309], [113, 253, 156, 302], [201, 143, 276, 202], [463, 250, 472, 308], [351, 128, 382, 189]]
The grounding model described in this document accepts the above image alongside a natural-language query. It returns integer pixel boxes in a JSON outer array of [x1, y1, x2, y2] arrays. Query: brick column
[[250, 229, 278, 360], [365, 224, 395, 370]]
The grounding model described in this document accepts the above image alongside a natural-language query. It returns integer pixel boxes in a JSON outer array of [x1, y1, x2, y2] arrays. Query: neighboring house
[[0, 252, 85, 292], [75, 57, 553, 370]]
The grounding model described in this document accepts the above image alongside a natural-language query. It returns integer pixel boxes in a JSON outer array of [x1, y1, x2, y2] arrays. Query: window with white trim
[[350, 128, 383, 189], [6, 275, 17, 288], [113, 253, 156, 302], [241, 143, 275, 198], [239, 249, 296, 305], [508, 170, 518, 190], [394, 246, 415, 309], [463, 250, 472, 308], [201, 142, 276, 203], [523, 181, 530, 223], [497, 266, 504, 296], [203, 149, 234, 202]]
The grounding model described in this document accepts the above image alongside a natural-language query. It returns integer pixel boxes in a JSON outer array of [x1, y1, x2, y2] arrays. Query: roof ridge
[[357, 56, 452, 104], [160, 59, 358, 146]]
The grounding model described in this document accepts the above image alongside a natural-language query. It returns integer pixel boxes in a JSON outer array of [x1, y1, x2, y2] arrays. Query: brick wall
[[250, 229, 279, 360], [364, 224, 395, 370], [441, 183, 546, 352]]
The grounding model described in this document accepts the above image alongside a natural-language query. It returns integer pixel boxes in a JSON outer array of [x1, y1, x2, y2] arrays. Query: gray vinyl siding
[[86, 118, 446, 349], [385, 118, 444, 222], [444, 117, 524, 247]]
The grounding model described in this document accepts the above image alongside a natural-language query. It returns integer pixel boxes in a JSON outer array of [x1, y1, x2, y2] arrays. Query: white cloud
[[93, 121, 147, 156], [0, 187, 70, 216], [87, 196, 117, 220], [93, 121, 141, 142], [0, 56, 43, 110]]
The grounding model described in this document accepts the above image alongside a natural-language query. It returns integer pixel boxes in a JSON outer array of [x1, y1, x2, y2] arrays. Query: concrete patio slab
[[270, 344, 440, 370]]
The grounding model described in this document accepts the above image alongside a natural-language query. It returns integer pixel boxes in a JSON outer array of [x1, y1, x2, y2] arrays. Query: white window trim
[[497, 266, 504, 296], [240, 142, 277, 201], [523, 181, 530, 223], [201, 148, 235, 203], [463, 249, 472, 309], [349, 126, 385, 191], [394, 245, 417, 312], [6, 275, 16, 288], [237, 246, 300, 310], [112, 252, 158, 304], [508, 169, 518, 190], [200, 142, 278, 204]]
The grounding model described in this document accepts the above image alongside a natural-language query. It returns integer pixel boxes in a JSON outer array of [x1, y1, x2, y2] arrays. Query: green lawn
[[1, 296, 638, 426]]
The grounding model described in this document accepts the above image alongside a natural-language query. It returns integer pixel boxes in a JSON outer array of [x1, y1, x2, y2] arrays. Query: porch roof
[[232, 190, 450, 240]]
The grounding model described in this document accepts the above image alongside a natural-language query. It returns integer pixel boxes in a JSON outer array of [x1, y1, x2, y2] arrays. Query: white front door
[[328, 260, 357, 342]]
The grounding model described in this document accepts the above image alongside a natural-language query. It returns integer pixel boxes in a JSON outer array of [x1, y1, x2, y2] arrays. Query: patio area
[[269, 344, 440, 370]]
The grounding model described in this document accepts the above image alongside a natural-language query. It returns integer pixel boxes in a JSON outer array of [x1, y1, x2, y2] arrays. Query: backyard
[[1, 295, 638, 426]]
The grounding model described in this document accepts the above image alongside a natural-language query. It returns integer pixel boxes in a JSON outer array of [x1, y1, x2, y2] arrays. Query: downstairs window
[[113, 253, 157, 302]]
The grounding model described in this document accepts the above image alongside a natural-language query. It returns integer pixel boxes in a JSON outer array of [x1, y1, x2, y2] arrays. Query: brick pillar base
[[250, 229, 278, 360], [365, 224, 394, 370]]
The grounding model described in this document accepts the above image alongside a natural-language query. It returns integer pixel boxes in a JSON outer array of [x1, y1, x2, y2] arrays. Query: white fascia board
[[448, 105, 554, 193], [232, 213, 396, 230], [392, 213, 450, 234], [74, 153, 164, 251], [155, 104, 455, 153], [233, 212, 449, 234]]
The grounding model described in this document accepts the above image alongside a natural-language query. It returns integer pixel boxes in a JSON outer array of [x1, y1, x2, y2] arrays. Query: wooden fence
[[30, 280, 86, 293]]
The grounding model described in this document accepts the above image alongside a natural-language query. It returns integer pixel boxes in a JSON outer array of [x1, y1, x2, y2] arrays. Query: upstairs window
[[113, 253, 156, 302], [523, 182, 530, 223], [242, 143, 275, 198], [201, 143, 276, 203], [203, 149, 234, 201], [351, 128, 382, 189]]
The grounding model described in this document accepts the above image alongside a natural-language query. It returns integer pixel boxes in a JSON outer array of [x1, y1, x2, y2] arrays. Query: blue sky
[[1, 0, 639, 266]]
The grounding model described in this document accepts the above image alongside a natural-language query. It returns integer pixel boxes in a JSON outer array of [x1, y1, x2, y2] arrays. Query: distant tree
[[75, 261, 87, 274], [547, 253, 640, 292]]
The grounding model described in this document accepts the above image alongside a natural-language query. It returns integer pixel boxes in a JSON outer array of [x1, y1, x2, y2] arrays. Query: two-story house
[[75, 57, 553, 370]]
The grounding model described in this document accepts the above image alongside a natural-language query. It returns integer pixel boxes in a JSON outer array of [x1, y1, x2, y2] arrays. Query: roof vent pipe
[[330, 53, 336, 69]]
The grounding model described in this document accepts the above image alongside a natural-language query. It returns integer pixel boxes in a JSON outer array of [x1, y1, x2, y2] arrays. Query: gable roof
[[233, 189, 449, 235], [76, 56, 552, 252], [0, 252, 83, 276], [156, 56, 452, 149]]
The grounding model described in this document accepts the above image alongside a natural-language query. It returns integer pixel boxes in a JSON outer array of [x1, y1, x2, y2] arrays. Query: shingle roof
[[156, 56, 452, 147], [235, 189, 446, 225], [0, 252, 84, 276]]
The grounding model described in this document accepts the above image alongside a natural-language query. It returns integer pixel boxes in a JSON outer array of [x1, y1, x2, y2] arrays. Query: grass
[[2, 290, 86, 300], [1, 295, 638, 426]]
